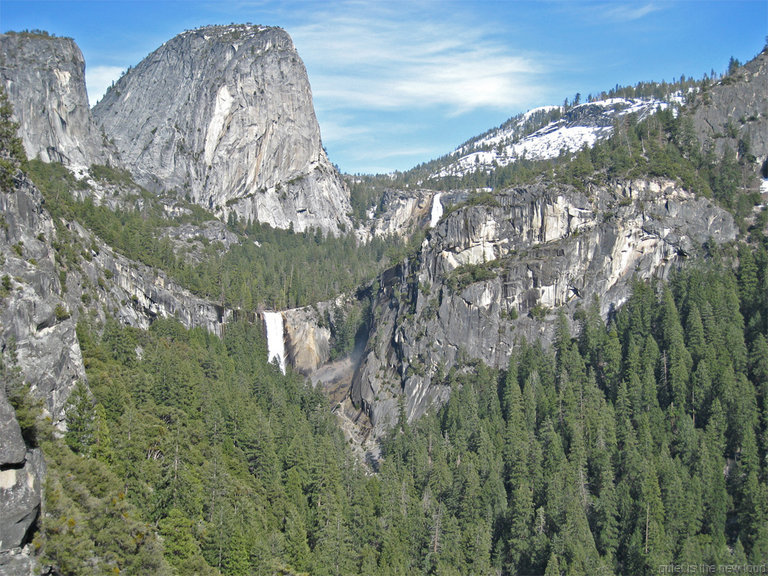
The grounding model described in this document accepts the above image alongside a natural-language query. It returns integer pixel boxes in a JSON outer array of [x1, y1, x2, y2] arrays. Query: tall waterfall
[[264, 311, 286, 375], [430, 192, 443, 227]]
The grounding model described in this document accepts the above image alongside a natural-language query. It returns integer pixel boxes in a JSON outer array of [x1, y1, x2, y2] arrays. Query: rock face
[[64, 217, 233, 336], [0, 386, 40, 564], [0, 32, 110, 167], [0, 382, 26, 467], [351, 179, 737, 436], [0, 172, 66, 572], [0, 439, 44, 563], [690, 48, 768, 163], [283, 306, 332, 374], [0, 172, 86, 424], [93, 24, 352, 235]]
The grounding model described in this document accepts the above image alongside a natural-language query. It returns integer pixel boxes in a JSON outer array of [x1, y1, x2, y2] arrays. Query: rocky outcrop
[[283, 306, 332, 374], [358, 189, 434, 240], [0, 32, 111, 167], [0, 441, 44, 565], [352, 179, 737, 436], [0, 172, 68, 574], [162, 220, 240, 264], [355, 189, 466, 242], [0, 388, 26, 466], [93, 24, 352, 236], [70, 222, 233, 335], [689, 48, 768, 163], [0, 172, 85, 423]]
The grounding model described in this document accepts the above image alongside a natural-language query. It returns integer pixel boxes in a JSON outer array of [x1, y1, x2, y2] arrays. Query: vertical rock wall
[[93, 25, 352, 235], [0, 32, 111, 167]]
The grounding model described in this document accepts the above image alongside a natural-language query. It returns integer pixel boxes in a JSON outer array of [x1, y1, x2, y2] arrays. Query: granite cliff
[[0, 32, 112, 168], [690, 49, 768, 162], [351, 179, 737, 436], [93, 24, 352, 235], [0, 170, 73, 574]]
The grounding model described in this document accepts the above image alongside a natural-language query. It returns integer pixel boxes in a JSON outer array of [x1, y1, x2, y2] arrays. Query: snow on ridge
[[432, 97, 674, 179], [522, 104, 562, 122], [463, 105, 563, 153], [512, 125, 610, 160]]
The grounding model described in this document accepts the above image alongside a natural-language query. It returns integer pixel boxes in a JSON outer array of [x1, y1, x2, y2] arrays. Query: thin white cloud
[[374, 146, 439, 160], [86, 65, 125, 107], [316, 115, 373, 144], [291, 2, 547, 116], [596, 2, 661, 22]]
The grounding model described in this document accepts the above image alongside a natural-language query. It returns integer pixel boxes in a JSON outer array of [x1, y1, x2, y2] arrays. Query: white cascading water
[[264, 311, 286, 374], [430, 192, 443, 227]]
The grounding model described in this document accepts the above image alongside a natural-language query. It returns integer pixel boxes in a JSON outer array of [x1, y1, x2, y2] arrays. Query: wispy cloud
[[592, 2, 661, 23], [85, 65, 125, 107], [291, 2, 547, 116]]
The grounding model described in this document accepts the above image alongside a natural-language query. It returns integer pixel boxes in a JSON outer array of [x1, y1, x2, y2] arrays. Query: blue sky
[[2, 1, 766, 174]]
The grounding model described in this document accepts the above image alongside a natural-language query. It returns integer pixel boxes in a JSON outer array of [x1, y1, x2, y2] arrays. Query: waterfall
[[264, 311, 286, 374], [430, 192, 443, 227]]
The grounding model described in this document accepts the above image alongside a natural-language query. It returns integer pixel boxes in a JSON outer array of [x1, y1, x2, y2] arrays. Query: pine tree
[[0, 85, 26, 189], [685, 304, 707, 367], [65, 381, 94, 454], [544, 549, 561, 576], [602, 324, 623, 401], [701, 399, 728, 551], [91, 402, 114, 464], [505, 481, 534, 571], [158, 508, 214, 574], [738, 244, 759, 315], [658, 288, 692, 410]]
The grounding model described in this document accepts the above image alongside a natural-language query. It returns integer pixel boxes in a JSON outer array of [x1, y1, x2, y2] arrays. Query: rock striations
[[0, 32, 111, 168], [93, 24, 352, 235], [351, 180, 737, 436]]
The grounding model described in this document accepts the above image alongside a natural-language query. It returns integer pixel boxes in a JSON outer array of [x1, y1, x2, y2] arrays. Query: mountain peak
[[0, 32, 111, 167], [93, 26, 351, 235]]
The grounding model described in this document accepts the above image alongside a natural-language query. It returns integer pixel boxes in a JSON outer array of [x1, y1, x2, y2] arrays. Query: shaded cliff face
[[352, 179, 737, 436], [0, 171, 72, 572], [0, 173, 86, 423], [93, 24, 351, 235], [0, 33, 109, 167]]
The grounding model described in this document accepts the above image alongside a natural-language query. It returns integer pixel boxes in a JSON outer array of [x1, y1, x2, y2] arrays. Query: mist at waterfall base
[[264, 311, 286, 374]]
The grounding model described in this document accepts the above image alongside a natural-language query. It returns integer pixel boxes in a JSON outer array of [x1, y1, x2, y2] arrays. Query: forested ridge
[[24, 159, 400, 311], [14, 250, 767, 575]]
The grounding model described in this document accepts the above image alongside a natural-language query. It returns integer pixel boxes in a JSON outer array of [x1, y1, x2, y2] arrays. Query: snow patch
[[433, 97, 671, 179], [522, 104, 561, 122]]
